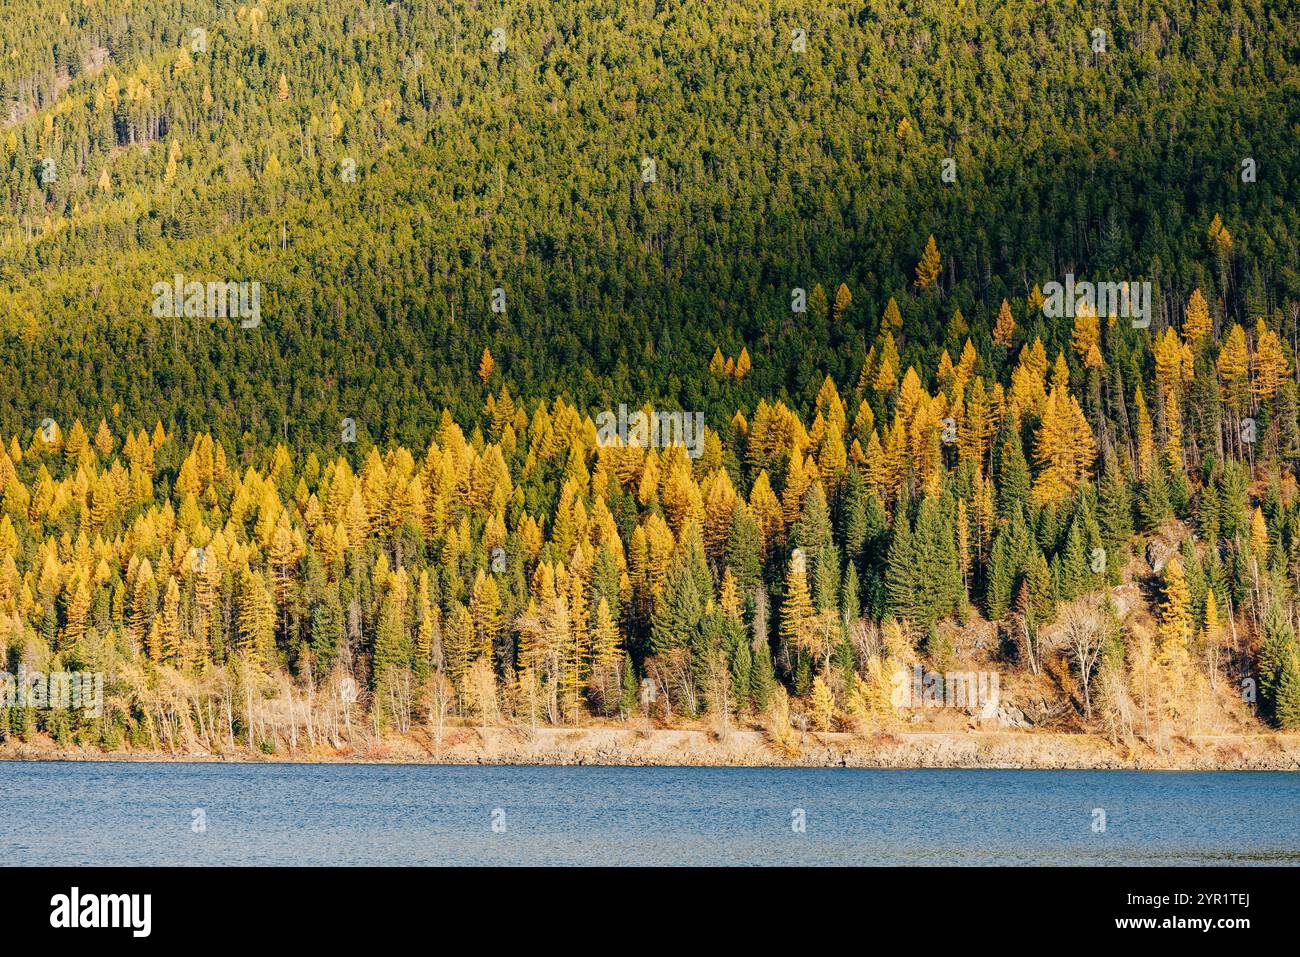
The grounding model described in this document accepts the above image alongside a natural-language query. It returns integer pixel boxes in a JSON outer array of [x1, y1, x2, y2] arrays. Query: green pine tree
[[1139, 463, 1173, 530], [839, 467, 869, 558], [651, 550, 706, 657], [885, 507, 917, 621], [725, 501, 763, 601], [1273, 654, 1300, 730], [996, 427, 1031, 519], [750, 637, 776, 711], [729, 636, 752, 712], [620, 654, 640, 715]]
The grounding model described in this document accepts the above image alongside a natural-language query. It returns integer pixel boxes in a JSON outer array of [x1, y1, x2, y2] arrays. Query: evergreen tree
[[724, 500, 763, 601], [750, 637, 776, 712], [996, 427, 1031, 519], [839, 467, 869, 559], [986, 519, 1020, 621], [1273, 655, 1300, 730], [651, 551, 705, 657], [885, 507, 917, 621], [1139, 464, 1173, 531], [793, 484, 834, 569], [1097, 454, 1133, 582], [620, 654, 640, 715], [729, 635, 752, 712], [1258, 602, 1297, 720]]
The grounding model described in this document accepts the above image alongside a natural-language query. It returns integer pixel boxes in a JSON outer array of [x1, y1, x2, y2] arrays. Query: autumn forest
[[0, 0, 1298, 755]]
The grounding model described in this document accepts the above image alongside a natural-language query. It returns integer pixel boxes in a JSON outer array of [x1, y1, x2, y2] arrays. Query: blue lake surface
[[0, 762, 1296, 865]]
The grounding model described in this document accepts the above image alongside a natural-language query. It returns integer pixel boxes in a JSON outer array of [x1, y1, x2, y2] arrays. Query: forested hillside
[[0, 1, 1298, 753], [1, 0, 1298, 439]]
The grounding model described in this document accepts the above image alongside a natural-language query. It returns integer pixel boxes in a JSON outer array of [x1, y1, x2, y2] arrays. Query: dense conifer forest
[[0, 0, 1298, 752]]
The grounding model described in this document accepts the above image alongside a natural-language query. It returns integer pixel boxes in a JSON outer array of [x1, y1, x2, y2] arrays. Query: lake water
[[1, 762, 1296, 865]]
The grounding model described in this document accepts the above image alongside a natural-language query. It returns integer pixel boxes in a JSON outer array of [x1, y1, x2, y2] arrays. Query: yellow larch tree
[[779, 549, 817, 660], [1154, 327, 1185, 397], [832, 283, 853, 323], [992, 299, 1015, 349], [1216, 324, 1250, 415], [709, 347, 726, 376], [1134, 385, 1155, 479], [1183, 289, 1212, 345], [914, 235, 941, 290], [1031, 387, 1096, 505], [810, 673, 836, 731], [1155, 556, 1194, 721], [703, 468, 738, 561], [1252, 322, 1287, 402], [1070, 306, 1100, 362], [881, 297, 902, 331], [1249, 507, 1269, 561], [1163, 391, 1183, 475], [470, 569, 504, 663]]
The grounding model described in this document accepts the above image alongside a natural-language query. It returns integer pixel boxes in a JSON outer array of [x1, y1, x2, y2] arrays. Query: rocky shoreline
[[3, 728, 1300, 771]]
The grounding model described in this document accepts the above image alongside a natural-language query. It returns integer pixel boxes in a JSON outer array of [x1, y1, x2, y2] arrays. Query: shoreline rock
[[3, 728, 1299, 771]]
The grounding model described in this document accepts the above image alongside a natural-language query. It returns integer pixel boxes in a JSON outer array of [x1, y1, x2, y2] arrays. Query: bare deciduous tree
[[426, 669, 453, 752], [1054, 595, 1109, 722]]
